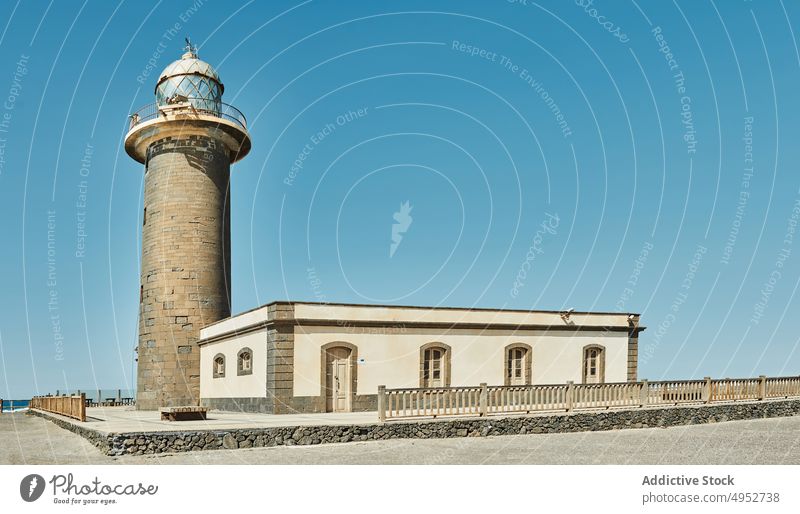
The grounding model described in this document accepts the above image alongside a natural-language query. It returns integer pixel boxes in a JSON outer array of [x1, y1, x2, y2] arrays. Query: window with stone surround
[[237, 348, 252, 376], [505, 343, 532, 386], [420, 342, 451, 388], [582, 345, 605, 384], [213, 354, 225, 378]]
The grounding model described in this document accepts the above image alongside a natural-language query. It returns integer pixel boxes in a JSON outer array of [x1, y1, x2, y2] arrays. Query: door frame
[[320, 342, 358, 412]]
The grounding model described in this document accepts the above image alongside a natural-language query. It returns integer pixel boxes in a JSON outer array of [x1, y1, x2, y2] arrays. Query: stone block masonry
[[137, 135, 232, 410], [28, 399, 800, 457]]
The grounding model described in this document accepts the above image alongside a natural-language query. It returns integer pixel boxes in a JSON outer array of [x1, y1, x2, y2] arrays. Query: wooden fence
[[378, 375, 800, 422], [29, 393, 86, 422]]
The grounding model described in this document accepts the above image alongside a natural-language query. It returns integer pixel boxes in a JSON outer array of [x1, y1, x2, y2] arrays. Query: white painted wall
[[200, 328, 267, 398], [200, 305, 269, 339], [198, 303, 636, 401], [294, 303, 629, 328], [292, 326, 629, 397]]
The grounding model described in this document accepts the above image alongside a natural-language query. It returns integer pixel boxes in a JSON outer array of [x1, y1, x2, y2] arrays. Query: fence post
[[758, 375, 766, 401], [117, 389, 122, 403], [97, 389, 102, 406], [566, 381, 574, 412], [377, 385, 386, 423], [479, 383, 488, 416], [0, 398, 3, 414], [639, 379, 648, 407], [703, 376, 712, 404], [79, 393, 86, 422]]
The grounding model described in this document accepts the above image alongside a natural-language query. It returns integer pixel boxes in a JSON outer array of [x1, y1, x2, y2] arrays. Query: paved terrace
[[77, 406, 379, 434], [36, 397, 800, 435]]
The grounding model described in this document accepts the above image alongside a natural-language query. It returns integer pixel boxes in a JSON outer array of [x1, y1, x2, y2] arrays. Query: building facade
[[198, 302, 643, 414]]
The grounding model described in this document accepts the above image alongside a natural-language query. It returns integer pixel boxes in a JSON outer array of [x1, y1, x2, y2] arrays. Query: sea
[[1, 400, 30, 413], [2, 389, 135, 413]]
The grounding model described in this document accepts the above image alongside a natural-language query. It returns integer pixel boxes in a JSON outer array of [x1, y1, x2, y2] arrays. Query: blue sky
[[1, 0, 800, 398]]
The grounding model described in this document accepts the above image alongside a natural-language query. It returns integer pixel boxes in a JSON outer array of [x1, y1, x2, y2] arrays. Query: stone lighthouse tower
[[125, 40, 250, 410]]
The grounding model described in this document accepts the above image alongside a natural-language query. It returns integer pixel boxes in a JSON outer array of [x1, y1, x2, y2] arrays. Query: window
[[424, 348, 443, 384], [582, 345, 605, 384], [505, 344, 532, 386], [213, 354, 225, 378], [419, 343, 451, 388], [143, 207, 147, 226], [237, 348, 253, 376]]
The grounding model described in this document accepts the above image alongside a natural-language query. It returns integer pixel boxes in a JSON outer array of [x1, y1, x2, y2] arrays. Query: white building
[[198, 301, 643, 413]]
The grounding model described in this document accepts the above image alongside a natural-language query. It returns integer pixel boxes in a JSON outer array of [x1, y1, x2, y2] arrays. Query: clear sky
[[1, 0, 799, 398]]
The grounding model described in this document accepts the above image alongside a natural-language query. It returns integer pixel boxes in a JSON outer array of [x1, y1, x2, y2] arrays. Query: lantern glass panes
[[156, 57, 222, 115]]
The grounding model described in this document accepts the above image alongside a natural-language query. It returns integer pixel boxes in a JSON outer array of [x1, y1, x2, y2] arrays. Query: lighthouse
[[125, 39, 251, 409]]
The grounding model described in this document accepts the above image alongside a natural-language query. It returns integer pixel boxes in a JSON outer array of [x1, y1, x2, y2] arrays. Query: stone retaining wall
[[30, 399, 800, 457]]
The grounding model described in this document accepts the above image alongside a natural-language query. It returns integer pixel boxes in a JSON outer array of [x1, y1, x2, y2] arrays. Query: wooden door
[[326, 347, 351, 412]]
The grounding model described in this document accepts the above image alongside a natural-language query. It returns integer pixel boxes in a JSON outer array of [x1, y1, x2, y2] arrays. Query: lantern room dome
[[158, 56, 220, 84], [155, 39, 223, 113]]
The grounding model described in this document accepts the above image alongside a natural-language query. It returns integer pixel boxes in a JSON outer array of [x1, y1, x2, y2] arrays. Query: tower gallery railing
[[128, 99, 247, 132], [377, 375, 800, 422]]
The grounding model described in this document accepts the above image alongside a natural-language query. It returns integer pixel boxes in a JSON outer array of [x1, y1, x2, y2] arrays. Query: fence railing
[[35, 389, 135, 407], [378, 375, 800, 422], [128, 99, 247, 132], [30, 394, 86, 422], [487, 384, 569, 414]]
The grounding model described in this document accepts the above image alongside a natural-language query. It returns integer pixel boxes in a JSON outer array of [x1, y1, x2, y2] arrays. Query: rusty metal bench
[[160, 406, 208, 421]]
